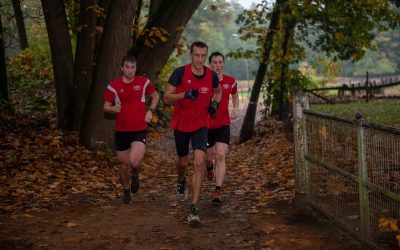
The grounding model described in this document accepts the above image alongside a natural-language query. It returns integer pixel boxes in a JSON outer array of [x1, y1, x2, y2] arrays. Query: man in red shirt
[[206, 52, 239, 206], [164, 41, 222, 225], [103, 55, 159, 204]]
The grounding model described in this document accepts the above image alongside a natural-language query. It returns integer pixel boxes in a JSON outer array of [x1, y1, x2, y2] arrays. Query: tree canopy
[[2, 0, 400, 146]]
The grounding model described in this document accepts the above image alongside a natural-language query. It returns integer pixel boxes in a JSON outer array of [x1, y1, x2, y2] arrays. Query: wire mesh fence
[[302, 110, 400, 249]]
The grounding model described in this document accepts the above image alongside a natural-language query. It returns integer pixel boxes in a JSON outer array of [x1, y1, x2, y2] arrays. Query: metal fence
[[293, 95, 400, 249]]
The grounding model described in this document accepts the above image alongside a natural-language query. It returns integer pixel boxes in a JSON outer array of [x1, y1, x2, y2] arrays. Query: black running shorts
[[207, 125, 230, 148], [174, 127, 208, 157], [115, 130, 147, 151]]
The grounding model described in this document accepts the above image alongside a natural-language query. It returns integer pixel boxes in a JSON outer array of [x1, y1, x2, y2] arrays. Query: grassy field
[[311, 99, 400, 127], [237, 80, 253, 89]]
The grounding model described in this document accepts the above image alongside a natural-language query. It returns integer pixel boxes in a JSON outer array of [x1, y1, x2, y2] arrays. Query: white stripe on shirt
[[107, 85, 121, 105], [141, 79, 150, 102], [232, 80, 237, 89]]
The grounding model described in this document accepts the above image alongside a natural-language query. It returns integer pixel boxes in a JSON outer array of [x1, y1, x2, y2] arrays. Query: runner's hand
[[184, 89, 198, 100], [114, 104, 121, 113], [145, 110, 152, 123], [208, 101, 219, 116], [230, 108, 238, 120]]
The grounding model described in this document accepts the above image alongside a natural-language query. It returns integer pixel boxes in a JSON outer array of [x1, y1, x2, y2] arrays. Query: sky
[[231, 0, 259, 9]]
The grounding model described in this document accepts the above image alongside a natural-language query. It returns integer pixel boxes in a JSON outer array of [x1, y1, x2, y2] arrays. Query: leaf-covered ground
[[0, 108, 359, 249]]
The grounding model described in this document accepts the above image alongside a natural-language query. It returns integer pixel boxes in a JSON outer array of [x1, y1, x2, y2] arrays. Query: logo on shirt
[[199, 87, 209, 94], [223, 84, 230, 89], [120, 89, 125, 93], [133, 85, 142, 91], [187, 80, 192, 84]]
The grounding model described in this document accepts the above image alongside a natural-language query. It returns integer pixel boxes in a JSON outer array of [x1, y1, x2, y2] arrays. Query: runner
[[163, 41, 222, 225], [103, 55, 159, 204], [206, 51, 239, 206]]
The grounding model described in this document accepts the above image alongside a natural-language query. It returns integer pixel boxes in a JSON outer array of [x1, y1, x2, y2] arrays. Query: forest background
[[3, 0, 400, 80], [1, 0, 400, 146]]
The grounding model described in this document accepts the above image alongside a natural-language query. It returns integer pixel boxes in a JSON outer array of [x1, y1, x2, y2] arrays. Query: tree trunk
[[239, 0, 286, 143], [149, 0, 161, 17], [278, 3, 295, 121], [72, 0, 98, 130], [278, 26, 290, 120], [130, 0, 202, 82], [131, 0, 143, 46], [93, 0, 111, 66], [80, 0, 137, 149], [41, 0, 74, 130], [12, 0, 29, 49], [0, 14, 9, 102]]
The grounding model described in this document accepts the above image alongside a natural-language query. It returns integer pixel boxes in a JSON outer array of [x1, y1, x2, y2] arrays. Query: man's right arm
[[163, 84, 185, 104], [163, 67, 187, 104], [103, 84, 121, 113], [104, 100, 121, 113]]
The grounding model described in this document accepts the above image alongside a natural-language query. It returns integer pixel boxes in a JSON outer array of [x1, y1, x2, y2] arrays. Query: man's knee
[[119, 163, 130, 171], [216, 151, 225, 162], [193, 154, 205, 170], [178, 157, 189, 168], [117, 155, 130, 166], [130, 158, 141, 168]]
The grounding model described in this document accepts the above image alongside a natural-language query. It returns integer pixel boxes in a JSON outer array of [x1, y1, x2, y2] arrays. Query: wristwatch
[[148, 107, 155, 112]]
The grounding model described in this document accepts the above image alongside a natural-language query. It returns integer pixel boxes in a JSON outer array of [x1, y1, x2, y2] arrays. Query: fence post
[[292, 87, 310, 210], [356, 114, 371, 246]]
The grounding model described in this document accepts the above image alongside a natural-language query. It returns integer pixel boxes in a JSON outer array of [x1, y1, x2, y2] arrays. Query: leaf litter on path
[[0, 109, 357, 249]]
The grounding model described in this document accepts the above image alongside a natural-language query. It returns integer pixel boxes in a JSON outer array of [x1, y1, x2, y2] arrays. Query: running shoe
[[206, 165, 214, 181], [176, 178, 188, 201], [187, 204, 201, 226], [131, 173, 140, 193], [122, 189, 131, 204], [212, 190, 222, 206]]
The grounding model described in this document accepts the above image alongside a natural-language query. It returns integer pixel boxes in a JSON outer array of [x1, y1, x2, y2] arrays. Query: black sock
[[207, 163, 213, 171], [132, 168, 139, 175], [215, 186, 221, 192]]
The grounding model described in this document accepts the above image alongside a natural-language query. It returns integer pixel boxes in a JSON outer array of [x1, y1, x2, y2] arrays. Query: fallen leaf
[[247, 208, 258, 214], [66, 222, 78, 228]]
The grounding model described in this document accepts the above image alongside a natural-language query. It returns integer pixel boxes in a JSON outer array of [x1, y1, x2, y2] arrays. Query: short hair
[[208, 51, 225, 63], [190, 41, 208, 53], [121, 55, 136, 66]]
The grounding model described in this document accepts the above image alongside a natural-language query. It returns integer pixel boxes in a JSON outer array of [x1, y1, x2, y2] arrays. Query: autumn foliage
[[0, 109, 119, 214], [0, 106, 295, 216]]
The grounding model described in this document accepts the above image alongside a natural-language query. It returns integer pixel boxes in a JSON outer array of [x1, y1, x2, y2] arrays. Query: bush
[[7, 45, 55, 118]]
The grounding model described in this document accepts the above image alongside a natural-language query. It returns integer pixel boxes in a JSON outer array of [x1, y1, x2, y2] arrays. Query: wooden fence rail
[[304, 80, 400, 104]]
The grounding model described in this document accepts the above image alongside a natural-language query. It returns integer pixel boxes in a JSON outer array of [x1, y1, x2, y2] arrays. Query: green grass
[[310, 99, 400, 127]]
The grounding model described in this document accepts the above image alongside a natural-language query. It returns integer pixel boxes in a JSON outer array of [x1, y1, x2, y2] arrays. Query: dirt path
[[0, 195, 355, 250], [0, 114, 359, 249]]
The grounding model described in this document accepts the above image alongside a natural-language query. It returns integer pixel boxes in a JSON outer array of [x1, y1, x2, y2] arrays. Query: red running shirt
[[170, 64, 214, 132], [103, 76, 156, 131], [209, 75, 237, 129]]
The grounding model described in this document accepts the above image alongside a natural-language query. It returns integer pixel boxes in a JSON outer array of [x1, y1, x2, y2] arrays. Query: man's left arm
[[208, 72, 221, 116], [213, 84, 222, 103], [231, 80, 239, 110], [145, 90, 160, 123], [212, 72, 221, 103], [231, 92, 239, 120]]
